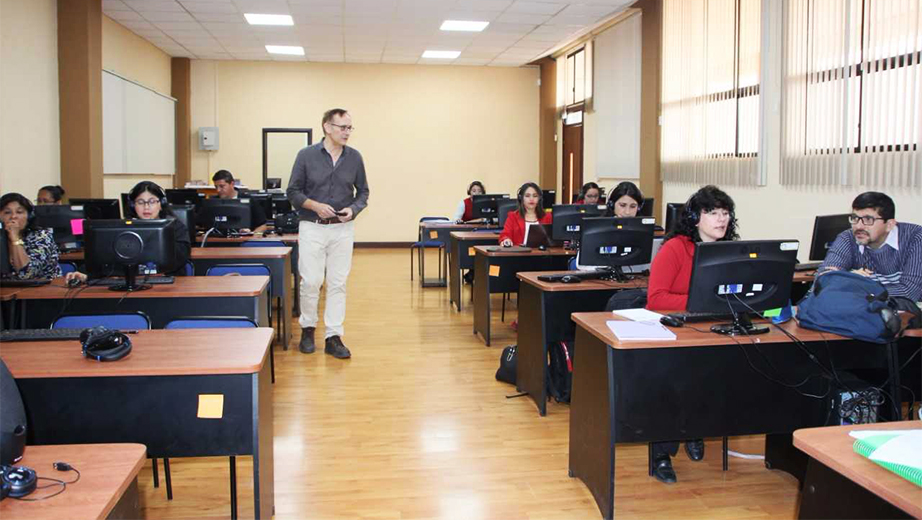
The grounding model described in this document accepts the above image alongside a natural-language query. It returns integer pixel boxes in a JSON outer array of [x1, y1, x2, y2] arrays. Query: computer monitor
[[542, 190, 557, 209], [496, 199, 519, 228], [686, 239, 799, 335], [271, 195, 292, 218], [165, 189, 204, 209], [809, 214, 851, 261], [550, 204, 605, 244], [266, 178, 282, 190], [84, 219, 179, 292], [664, 203, 685, 234], [69, 198, 120, 220], [0, 229, 10, 277], [638, 197, 655, 218], [578, 217, 655, 281], [471, 194, 511, 221], [120, 193, 132, 218], [247, 193, 272, 223], [170, 204, 197, 243], [34, 205, 85, 251], [197, 198, 252, 235]]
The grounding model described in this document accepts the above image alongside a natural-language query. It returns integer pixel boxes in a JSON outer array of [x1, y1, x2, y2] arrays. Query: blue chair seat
[[52, 311, 151, 331]]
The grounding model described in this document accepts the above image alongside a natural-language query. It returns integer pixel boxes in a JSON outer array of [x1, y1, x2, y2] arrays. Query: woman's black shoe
[[652, 455, 677, 484]]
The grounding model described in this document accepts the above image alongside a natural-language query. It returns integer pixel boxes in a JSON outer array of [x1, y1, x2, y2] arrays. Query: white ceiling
[[103, 0, 634, 66]]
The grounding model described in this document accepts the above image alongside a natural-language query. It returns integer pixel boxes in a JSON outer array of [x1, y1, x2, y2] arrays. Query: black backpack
[[546, 341, 574, 403], [605, 288, 648, 312], [495, 345, 517, 385]]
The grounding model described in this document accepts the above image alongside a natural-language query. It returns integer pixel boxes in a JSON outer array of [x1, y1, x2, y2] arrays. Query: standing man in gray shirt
[[287, 108, 369, 359]]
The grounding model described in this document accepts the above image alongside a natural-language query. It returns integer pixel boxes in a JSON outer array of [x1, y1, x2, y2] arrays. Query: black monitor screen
[[686, 240, 798, 333], [0, 230, 10, 277], [809, 214, 850, 261], [171, 204, 197, 242], [471, 194, 510, 220], [638, 197, 655, 218], [550, 204, 605, 242], [578, 217, 655, 274], [166, 189, 204, 208], [69, 198, 120, 220], [84, 218, 179, 290], [496, 199, 519, 228], [197, 199, 252, 232], [664, 203, 685, 234], [34, 205, 85, 250], [120, 193, 132, 218], [266, 178, 282, 190], [247, 193, 272, 222], [542, 190, 557, 209], [271, 195, 292, 218]]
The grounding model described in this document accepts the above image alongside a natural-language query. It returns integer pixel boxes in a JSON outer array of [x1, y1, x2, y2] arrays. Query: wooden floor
[[139, 248, 802, 520]]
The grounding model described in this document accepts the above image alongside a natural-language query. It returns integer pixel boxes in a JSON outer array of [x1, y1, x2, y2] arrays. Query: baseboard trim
[[355, 242, 413, 248]]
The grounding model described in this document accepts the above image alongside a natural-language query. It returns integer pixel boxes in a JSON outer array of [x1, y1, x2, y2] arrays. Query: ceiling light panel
[[266, 44, 305, 55], [422, 50, 460, 59], [440, 20, 490, 32], [244, 13, 294, 25]]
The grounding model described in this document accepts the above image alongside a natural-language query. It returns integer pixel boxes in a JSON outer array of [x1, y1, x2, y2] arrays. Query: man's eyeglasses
[[135, 199, 161, 208], [329, 123, 354, 132], [848, 214, 887, 226]]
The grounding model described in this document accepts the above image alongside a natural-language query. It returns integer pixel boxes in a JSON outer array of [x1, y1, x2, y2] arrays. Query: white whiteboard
[[593, 12, 642, 179], [103, 70, 175, 175]]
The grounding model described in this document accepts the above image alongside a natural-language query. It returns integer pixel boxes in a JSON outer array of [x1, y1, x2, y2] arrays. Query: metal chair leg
[[163, 457, 173, 500], [723, 436, 729, 471], [229, 456, 238, 520], [409, 247, 414, 280], [152, 458, 159, 488], [648, 443, 654, 476], [501, 293, 506, 322]]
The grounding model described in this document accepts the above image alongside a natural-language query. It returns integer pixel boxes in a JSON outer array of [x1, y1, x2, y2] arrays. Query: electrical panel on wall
[[199, 127, 219, 151]]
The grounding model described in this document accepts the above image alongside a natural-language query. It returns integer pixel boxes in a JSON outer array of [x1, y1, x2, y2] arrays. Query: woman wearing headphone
[[36, 185, 66, 205], [575, 182, 602, 205], [607, 181, 645, 217], [499, 182, 552, 247], [66, 181, 192, 283], [644, 185, 740, 484], [0, 193, 62, 279], [454, 181, 486, 223]]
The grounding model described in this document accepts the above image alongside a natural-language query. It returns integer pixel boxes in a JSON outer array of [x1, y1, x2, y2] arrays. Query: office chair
[[52, 311, 151, 331], [411, 217, 449, 280], [58, 261, 77, 275], [164, 316, 258, 520]]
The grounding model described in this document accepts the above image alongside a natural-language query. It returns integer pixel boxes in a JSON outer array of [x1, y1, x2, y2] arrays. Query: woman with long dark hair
[[0, 192, 62, 279]]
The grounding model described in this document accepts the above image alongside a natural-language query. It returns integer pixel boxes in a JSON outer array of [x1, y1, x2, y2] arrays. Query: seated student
[[575, 182, 601, 205], [607, 181, 644, 217], [454, 181, 486, 222], [0, 193, 62, 279], [66, 181, 192, 283], [499, 182, 553, 247], [212, 170, 268, 234], [821, 191, 922, 301], [645, 185, 740, 484], [36, 185, 65, 205]]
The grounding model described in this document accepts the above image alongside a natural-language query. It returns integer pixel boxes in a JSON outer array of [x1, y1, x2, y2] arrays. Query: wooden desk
[[472, 246, 574, 346], [417, 222, 498, 288], [1, 328, 275, 519], [0, 443, 146, 520], [794, 421, 921, 519], [516, 271, 649, 415], [567, 311, 895, 520], [448, 230, 502, 312]]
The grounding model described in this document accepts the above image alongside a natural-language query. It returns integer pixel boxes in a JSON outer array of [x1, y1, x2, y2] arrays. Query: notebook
[[606, 320, 676, 341], [850, 429, 922, 486]]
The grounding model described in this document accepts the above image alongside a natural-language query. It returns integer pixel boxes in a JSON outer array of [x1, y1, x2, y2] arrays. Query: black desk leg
[[230, 455, 238, 520], [886, 341, 903, 419]]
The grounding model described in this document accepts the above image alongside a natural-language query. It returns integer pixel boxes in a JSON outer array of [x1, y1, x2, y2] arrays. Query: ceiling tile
[[161, 29, 213, 39], [307, 54, 345, 61], [201, 22, 250, 34], [559, 4, 620, 17], [197, 52, 234, 59], [506, 1, 565, 15], [180, 2, 239, 14], [189, 12, 246, 22], [443, 10, 501, 22], [495, 13, 550, 24], [454, 1, 513, 11], [106, 11, 145, 22], [124, 0, 185, 12], [120, 20, 158, 31], [153, 21, 206, 31], [141, 12, 196, 22], [290, 4, 343, 16], [103, 0, 133, 11], [483, 22, 535, 34], [454, 58, 491, 65], [133, 28, 171, 39], [548, 14, 598, 26], [233, 0, 290, 14]]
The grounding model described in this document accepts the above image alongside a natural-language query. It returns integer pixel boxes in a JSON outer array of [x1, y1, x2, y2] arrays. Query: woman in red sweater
[[644, 185, 740, 484], [454, 181, 485, 223], [499, 182, 553, 246]]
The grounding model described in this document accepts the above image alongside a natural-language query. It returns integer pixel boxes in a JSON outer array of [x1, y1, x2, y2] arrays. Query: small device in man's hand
[[335, 210, 348, 216]]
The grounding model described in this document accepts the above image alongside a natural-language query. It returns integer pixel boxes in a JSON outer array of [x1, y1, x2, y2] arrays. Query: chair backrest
[[419, 217, 449, 223], [241, 240, 286, 248], [58, 262, 77, 275], [183, 261, 195, 276], [52, 311, 151, 330], [205, 264, 271, 278], [165, 317, 258, 329]]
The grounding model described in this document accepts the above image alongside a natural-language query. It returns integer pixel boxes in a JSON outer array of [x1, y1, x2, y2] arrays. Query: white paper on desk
[[849, 430, 922, 468], [606, 320, 676, 341], [612, 308, 665, 323]]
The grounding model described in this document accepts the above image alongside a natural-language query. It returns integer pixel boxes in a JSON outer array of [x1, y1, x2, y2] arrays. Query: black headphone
[[0, 464, 37, 499], [606, 182, 644, 213], [127, 182, 169, 214], [80, 326, 132, 362], [517, 182, 543, 206]]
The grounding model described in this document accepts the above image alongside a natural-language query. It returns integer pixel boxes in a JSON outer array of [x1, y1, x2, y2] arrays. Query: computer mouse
[[66, 277, 83, 288], [660, 315, 684, 328], [560, 275, 582, 284], [538, 245, 547, 251]]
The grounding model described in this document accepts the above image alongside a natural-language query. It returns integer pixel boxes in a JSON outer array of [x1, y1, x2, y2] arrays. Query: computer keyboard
[[0, 278, 52, 288], [1, 328, 84, 342], [485, 246, 531, 253], [538, 271, 609, 283], [794, 262, 822, 271], [89, 276, 175, 287], [668, 312, 740, 323]]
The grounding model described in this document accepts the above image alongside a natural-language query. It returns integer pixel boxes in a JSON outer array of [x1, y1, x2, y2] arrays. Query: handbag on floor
[[495, 345, 517, 385]]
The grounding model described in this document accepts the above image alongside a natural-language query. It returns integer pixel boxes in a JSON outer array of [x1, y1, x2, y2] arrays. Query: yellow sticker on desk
[[197, 394, 224, 419], [429, 231, 438, 239], [489, 265, 501, 277], [468, 247, 475, 256], [750, 253, 758, 258]]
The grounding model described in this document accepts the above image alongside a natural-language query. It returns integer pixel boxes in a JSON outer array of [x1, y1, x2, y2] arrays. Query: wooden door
[[562, 121, 584, 204]]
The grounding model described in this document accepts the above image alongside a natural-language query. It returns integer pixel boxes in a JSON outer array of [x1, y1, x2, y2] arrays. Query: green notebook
[[852, 432, 922, 487]]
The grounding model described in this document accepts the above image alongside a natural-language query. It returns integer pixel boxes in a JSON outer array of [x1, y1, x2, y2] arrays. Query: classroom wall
[[0, 0, 60, 196], [189, 60, 540, 242]]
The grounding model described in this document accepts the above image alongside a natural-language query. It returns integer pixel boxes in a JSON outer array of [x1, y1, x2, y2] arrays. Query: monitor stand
[[109, 264, 152, 292], [711, 313, 769, 335], [597, 266, 629, 283]]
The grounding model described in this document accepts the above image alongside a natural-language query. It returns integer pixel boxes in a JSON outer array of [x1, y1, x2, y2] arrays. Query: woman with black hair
[[65, 181, 191, 283], [576, 182, 601, 205], [36, 185, 66, 205], [454, 181, 486, 222], [644, 184, 740, 484], [607, 181, 645, 217], [0, 193, 62, 279], [499, 182, 552, 247]]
